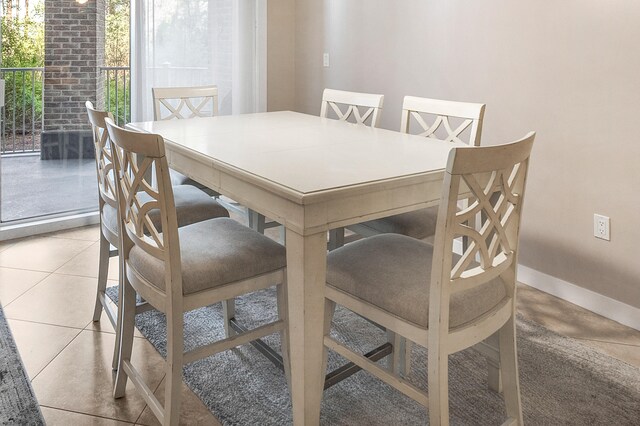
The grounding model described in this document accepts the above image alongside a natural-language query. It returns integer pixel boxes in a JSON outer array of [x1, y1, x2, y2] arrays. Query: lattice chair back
[[320, 88, 384, 127], [430, 132, 534, 330], [400, 96, 486, 146], [105, 118, 182, 296], [152, 85, 219, 121], [86, 101, 118, 210]]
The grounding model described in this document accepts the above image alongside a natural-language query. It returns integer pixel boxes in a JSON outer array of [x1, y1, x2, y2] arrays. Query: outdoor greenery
[[104, 0, 130, 125], [1, 0, 130, 151], [1, 1, 44, 148]]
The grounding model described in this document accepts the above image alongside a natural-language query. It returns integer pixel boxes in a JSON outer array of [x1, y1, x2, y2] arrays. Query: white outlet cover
[[323, 53, 330, 67], [594, 214, 610, 241]]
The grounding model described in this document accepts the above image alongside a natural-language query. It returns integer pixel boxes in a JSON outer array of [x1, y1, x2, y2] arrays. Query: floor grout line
[[3, 316, 89, 331], [40, 404, 136, 424], [29, 328, 84, 383], [1, 271, 54, 309], [133, 372, 167, 426]]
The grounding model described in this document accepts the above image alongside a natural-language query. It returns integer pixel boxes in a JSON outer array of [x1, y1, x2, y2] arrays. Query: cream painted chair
[[322, 133, 534, 425], [152, 85, 219, 120], [347, 96, 485, 242], [106, 119, 289, 426], [320, 88, 384, 127], [86, 102, 229, 370], [253, 88, 386, 238], [151, 85, 219, 186]]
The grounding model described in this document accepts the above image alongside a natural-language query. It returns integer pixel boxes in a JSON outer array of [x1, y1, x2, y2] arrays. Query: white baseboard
[[0, 212, 100, 241], [518, 265, 640, 332]]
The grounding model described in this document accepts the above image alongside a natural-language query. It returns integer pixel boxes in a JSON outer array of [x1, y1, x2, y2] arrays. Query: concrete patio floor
[[0, 154, 98, 222]]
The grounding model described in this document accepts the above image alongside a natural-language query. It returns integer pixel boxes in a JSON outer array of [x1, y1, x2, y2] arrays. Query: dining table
[[127, 110, 463, 425]]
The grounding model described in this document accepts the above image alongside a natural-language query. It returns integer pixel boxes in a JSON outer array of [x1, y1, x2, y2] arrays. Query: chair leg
[[386, 330, 402, 374], [328, 228, 345, 251], [222, 299, 236, 338], [499, 315, 523, 424], [163, 307, 184, 426], [486, 330, 503, 393], [403, 340, 412, 377], [248, 209, 266, 234], [276, 279, 291, 390], [113, 276, 136, 398], [428, 348, 450, 425], [321, 300, 337, 390], [386, 331, 412, 377], [111, 247, 124, 372], [93, 233, 110, 322]]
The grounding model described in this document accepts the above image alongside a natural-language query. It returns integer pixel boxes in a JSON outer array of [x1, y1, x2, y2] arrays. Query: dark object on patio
[[40, 130, 95, 160], [0, 305, 45, 425]]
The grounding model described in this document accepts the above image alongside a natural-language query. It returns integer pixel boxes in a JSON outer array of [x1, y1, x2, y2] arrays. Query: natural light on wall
[[130, 0, 266, 121]]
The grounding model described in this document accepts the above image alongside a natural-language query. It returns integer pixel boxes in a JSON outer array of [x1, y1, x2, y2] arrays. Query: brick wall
[[44, 0, 105, 131]]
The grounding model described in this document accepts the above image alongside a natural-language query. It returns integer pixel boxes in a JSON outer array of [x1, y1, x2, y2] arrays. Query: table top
[[128, 111, 459, 201]]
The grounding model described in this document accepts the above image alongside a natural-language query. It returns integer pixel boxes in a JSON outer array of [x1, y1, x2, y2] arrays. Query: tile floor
[[0, 224, 639, 425]]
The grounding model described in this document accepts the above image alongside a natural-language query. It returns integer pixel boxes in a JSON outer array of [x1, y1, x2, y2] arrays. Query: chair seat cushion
[[169, 169, 190, 186], [326, 234, 507, 329], [359, 206, 439, 240], [170, 170, 221, 198], [101, 185, 229, 236], [129, 218, 286, 295]]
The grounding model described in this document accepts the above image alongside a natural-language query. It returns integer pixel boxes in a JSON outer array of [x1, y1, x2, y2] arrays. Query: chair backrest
[[430, 132, 535, 329], [152, 85, 219, 121], [400, 96, 486, 146], [86, 101, 118, 210], [105, 118, 182, 296], [320, 88, 384, 127]]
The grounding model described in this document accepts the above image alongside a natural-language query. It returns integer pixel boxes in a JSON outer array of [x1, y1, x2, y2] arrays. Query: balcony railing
[[101, 66, 130, 126], [1, 66, 209, 154], [1, 67, 45, 154], [100, 65, 211, 126]]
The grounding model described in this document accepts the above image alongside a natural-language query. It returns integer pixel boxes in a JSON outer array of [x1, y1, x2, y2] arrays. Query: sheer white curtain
[[131, 0, 266, 122]]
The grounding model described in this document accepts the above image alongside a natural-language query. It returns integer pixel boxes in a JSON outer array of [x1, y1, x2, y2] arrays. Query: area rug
[[107, 287, 640, 425], [0, 305, 45, 425]]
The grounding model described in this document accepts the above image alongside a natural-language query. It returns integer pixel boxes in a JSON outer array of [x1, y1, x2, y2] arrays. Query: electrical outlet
[[323, 53, 330, 67], [593, 214, 610, 241]]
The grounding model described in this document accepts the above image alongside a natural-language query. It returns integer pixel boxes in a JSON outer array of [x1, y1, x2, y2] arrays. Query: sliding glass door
[[0, 0, 265, 234], [1, 0, 98, 225], [131, 0, 266, 122]]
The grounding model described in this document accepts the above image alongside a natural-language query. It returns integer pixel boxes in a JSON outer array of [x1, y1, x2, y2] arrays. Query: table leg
[[285, 230, 327, 426]]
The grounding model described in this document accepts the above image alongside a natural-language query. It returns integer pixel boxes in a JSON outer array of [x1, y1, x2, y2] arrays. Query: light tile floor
[[0, 224, 639, 425]]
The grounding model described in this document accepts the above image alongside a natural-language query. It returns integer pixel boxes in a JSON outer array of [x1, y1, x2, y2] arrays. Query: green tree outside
[[1, 1, 44, 151]]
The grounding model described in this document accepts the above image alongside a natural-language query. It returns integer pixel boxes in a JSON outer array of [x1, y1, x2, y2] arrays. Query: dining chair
[[346, 96, 486, 242], [151, 85, 219, 185], [106, 119, 290, 426], [320, 88, 385, 127], [249, 87, 386, 237], [322, 133, 534, 425], [86, 101, 229, 370]]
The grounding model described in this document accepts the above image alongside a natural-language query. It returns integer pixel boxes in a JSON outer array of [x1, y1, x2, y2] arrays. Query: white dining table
[[127, 111, 461, 425]]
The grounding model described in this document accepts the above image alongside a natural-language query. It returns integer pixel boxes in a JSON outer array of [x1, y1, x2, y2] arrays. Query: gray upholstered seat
[[101, 184, 229, 236], [169, 169, 190, 186], [327, 233, 507, 329], [359, 206, 439, 240], [129, 217, 286, 295]]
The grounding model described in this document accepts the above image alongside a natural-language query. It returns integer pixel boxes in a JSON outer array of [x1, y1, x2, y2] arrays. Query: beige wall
[[281, 0, 640, 308], [267, 0, 296, 111]]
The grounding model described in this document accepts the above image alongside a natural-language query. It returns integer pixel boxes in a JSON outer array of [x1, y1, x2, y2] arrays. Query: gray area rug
[[0, 305, 45, 425], [107, 287, 640, 425]]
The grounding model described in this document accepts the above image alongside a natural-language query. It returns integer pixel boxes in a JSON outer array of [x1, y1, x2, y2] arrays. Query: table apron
[[166, 148, 445, 236]]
